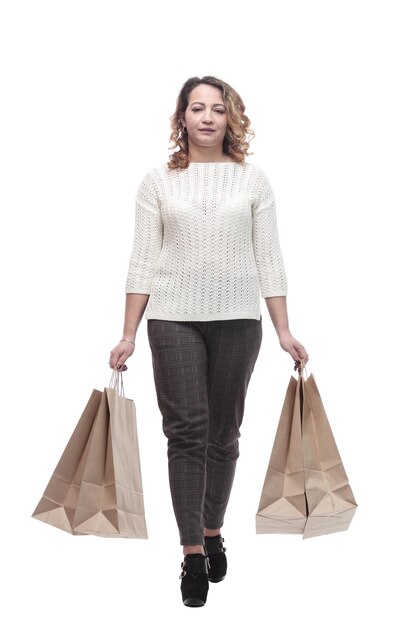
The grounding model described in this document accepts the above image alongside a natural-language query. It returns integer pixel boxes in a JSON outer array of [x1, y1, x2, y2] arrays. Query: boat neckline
[[188, 161, 242, 165]]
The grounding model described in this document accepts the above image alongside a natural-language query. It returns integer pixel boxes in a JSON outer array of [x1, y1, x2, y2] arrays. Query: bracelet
[[121, 338, 135, 346]]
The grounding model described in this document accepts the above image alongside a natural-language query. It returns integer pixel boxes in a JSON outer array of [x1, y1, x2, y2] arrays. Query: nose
[[202, 110, 214, 124]]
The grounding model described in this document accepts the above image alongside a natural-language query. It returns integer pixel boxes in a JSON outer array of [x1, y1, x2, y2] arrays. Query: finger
[[293, 355, 309, 372], [298, 347, 309, 361]]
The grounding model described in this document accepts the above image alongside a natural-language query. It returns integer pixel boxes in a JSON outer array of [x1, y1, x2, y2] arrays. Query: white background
[[1, 0, 416, 623]]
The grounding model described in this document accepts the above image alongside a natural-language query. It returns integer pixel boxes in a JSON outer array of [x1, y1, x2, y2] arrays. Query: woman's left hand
[[278, 329, 309, 373]]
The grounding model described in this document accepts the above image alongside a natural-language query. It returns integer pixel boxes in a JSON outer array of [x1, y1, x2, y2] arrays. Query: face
[[182, 84, 228, 150]]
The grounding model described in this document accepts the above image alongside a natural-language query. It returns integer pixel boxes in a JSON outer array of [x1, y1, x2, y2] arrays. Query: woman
[[109, 75, 309, 607]]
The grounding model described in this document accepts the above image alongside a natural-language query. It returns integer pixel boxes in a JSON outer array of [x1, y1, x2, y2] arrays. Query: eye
[[191, 107, 225, 114]]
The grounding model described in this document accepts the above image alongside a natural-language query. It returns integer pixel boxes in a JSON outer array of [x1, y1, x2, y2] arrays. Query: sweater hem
[[145, 310, 262, 321]]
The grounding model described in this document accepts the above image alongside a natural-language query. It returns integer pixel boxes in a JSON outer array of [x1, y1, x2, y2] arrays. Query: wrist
[[277, 328, 291, 339], [121, 338, 135, 346]]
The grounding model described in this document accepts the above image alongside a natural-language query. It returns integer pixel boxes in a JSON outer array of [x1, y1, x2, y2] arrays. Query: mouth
[[199, 129, 215, 133]]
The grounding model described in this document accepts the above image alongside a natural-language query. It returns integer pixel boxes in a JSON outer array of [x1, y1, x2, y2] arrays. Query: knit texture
[[125, 161, 288, 321]]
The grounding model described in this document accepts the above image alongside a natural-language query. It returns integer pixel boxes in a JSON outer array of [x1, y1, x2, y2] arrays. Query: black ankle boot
[[179, 554, 209, 607], [204, 535, 227, 583]]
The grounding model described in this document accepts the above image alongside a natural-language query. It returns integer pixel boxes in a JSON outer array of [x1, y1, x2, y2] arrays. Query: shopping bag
[[73, 370, 148, 538], [31, 389, 102, 533], [32, 369, 148, 539], [301, 366, 358, 539], [255, 360, 358, 539], [255, 373, 307, 533]]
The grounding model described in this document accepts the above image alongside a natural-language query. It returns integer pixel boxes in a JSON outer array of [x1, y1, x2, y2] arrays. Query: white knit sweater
[[125, 160, 288, 321]]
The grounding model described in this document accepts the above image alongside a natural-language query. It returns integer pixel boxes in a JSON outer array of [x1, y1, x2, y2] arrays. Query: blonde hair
[[167, 75, 255, 170]]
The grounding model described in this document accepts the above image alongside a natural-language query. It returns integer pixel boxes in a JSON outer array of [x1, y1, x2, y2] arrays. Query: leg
[[147, 319, 209, 549], [202, 316, 263, 530]]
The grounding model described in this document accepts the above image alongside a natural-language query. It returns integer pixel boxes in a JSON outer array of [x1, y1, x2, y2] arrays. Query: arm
[[251, 175, 288, 299], [109, 294, 149, 371], [252, 172, 309, 371], [265, 296, 309, 374], [125, 171, 163, 295], [109, 172, 163, 370], [122, 293, 150, 342], [264, 295, 289, 336]]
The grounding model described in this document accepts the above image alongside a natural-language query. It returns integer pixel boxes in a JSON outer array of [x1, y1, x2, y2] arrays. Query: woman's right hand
[[109, 340, 135, 371]]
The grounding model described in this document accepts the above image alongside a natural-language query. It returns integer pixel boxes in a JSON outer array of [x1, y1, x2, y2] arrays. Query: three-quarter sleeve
[[252, 171, 288, 297], [125, 171, 163, 294]]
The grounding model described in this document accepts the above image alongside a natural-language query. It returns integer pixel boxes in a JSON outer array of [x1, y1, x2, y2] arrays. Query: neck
[[187, 145, 231, 163]]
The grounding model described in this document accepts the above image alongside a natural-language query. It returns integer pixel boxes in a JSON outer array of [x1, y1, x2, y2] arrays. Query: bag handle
[[299, 358, 309, 381], [108, 367, 125, 397]]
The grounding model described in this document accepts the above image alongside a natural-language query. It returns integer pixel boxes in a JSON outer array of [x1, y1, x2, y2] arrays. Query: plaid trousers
[[147, 316, 263, 546]]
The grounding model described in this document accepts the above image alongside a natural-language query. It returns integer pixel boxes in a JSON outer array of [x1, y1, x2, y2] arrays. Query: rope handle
[[108, 367, 125, 397]]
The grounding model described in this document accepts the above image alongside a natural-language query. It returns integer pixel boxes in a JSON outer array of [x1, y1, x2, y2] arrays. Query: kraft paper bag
[[31, 389, 102, 533], [32, 370, 148, 539], [256, 373, 307, 534], [73, 371, 148, 538], [301, 367, 358, 539]]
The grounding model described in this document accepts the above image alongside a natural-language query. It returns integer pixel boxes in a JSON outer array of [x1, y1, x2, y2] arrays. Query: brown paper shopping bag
[[31, 389, 102, 533], [32, 369, 148, 539], [72, 370, 148, 538], [255, 374, 307, 534], [301, 365, 358, 539]]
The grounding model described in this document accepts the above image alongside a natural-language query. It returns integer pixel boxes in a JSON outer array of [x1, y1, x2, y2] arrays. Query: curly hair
[[167, 75, 255, 170]]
